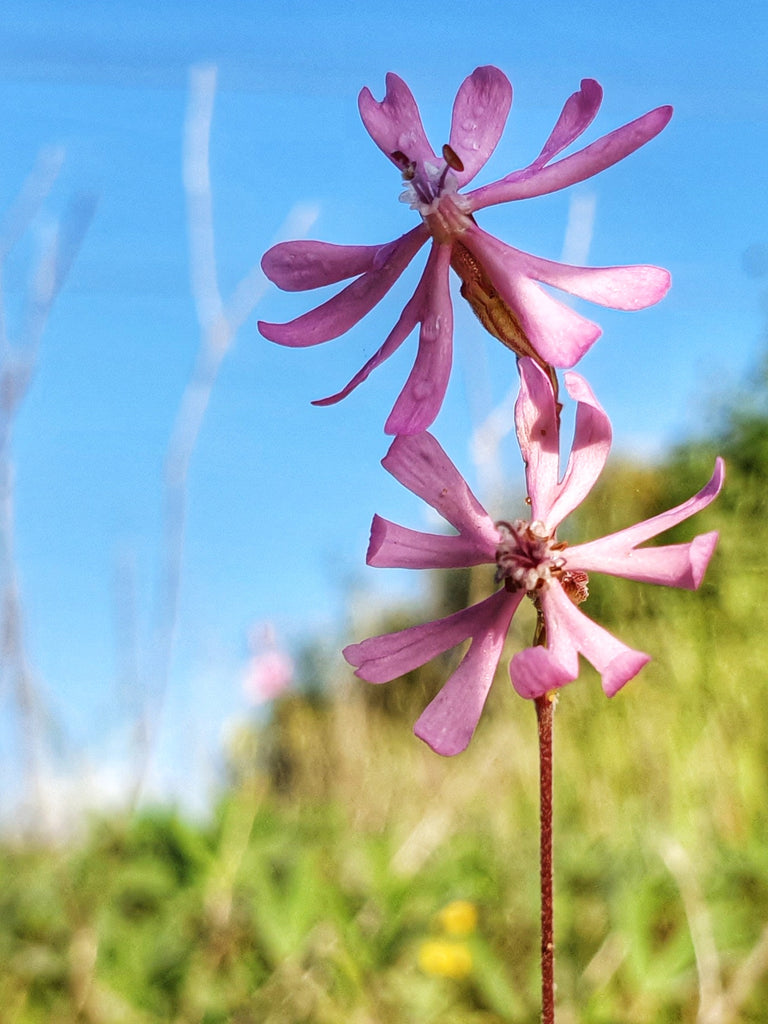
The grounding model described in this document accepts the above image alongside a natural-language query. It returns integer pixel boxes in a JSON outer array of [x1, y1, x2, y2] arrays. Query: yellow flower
[[438, 899, 478, 936], [417, 939, 473, 980]]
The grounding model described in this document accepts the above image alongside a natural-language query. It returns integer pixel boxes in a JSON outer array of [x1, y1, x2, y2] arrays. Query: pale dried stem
[[663, 839, 768, 1024], [133, 64, 316, 802], [707, 921, 768, 1024], [661, 839, 723, 1019], [0, 151, 94, 833]]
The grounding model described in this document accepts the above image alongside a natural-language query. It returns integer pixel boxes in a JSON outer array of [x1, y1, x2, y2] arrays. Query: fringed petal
[[261, 240, 386, 292], [311, 273, 424, 405], [385, 244, 454, 434], [358, 72, 437, 168], [448, 66, 513, 186], [367, 514, 497, 569], [510, 582, 651, 699], [259, 227, 426, 347], [468, 105, 673, 210], [546, 370, 612, 528], [461, 226, 603, 367], [413, 590, 523, 755], [379, 431, 498, 546], [529, 79, 603, 168], [502, 248, 671, 311], [344, 589, 518, 685], [567, 459, 725, 583], [570, 532, 720, 588], [514, 358, 562, 519], [514, 361, 612, 529]]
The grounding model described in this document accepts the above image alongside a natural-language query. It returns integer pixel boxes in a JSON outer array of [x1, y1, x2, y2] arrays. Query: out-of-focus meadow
[[0, 37, 766, 1023], [1, 373, 766, 1023]]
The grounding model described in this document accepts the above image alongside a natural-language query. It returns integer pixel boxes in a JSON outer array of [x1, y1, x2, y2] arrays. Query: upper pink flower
[[259, 67, 672, 434], [344, 359, 724, 755]]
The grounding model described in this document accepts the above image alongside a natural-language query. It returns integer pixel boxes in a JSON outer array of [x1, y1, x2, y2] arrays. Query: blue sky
[[0, 0, 766, 821]]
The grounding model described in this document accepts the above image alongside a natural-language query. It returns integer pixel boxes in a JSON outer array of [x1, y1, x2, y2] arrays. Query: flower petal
[[514, 358, 562, 518], [529, 79, 603, 168], [515, 361, 612, 529], [379, 430, 498, 546], [344, 589, 518, 685], [367, 514, 497, 569], [545, 370, 612, 528], [572, 532, 720, 588], [503, 248, 671, 311], [358, 72, 436, 168], [413, 590, 523, 755], [510, 582, 651, 698], [385, 244, 454, 434], [258, 227, 426, 347], [311, 241, 456, 429], [469, 105, 673, 210], [312, 270, 425, 406], [462, 226, 603, 366], [448, 66, 513, 187], [567, 458, 725, 582], [261, 240, 393, 292]]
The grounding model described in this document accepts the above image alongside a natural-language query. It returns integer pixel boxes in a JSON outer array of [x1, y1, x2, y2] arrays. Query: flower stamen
[[494, 518, 570, 594], [442, 143, 465, 173]]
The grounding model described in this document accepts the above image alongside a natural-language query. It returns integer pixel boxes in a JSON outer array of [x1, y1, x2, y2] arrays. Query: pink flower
[[344, 359, 724, 755], [243, 622, 294, 704], [259, 68, 672, 434]]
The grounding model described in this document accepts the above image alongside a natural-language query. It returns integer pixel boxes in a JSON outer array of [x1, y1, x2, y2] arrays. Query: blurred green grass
[[1, 394, 766, 1023]]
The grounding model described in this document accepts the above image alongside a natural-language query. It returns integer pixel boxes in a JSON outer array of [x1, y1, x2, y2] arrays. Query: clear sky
[[0, 0, 766, 822]]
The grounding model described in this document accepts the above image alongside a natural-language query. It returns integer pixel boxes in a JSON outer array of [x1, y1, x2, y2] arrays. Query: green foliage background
[[1, 372, 766, 1023]]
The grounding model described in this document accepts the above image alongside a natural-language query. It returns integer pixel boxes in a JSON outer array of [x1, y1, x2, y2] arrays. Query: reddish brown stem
[[536, 691, 556, 1024]]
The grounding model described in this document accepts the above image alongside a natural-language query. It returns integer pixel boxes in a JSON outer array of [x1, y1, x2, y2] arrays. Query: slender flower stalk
[[344, 358, 724, 755], [537, 691, 556, 1024], [260, 68, 672, 434]]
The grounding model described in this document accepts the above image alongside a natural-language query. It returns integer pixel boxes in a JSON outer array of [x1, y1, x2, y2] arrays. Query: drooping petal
[[510, 581, 651, 699], [468, 105, 673, 210], [367, 514, 497, 569], [380, 431, 498, 544], [310, 241, 454, 426], [461, 226, 603, 366], [385, 243, 453, 434], [358, 72, 437, 169], [258, 227, 427, 347], [261, 239, 394, 292], [529, 79, 603, 169], [312, 265, 427, 406], [448, 66, 513, 187], [567, 458, 725, 583], [414, 591, 523, 756], [344, 589, 518, 684]]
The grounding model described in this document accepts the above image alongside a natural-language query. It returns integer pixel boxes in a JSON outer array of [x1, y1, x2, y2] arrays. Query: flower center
[[494, 519, 565, 592], [494, 519, 589, 604], [392, 144, 473, 244]]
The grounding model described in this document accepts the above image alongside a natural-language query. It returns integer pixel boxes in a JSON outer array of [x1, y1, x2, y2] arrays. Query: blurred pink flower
[[260, 67, 672, 434], [344, 359, 724, 755], [243, 623, 294, 705]]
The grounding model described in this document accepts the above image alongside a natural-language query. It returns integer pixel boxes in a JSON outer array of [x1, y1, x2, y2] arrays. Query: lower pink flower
[[344, 359, 724, 756]]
